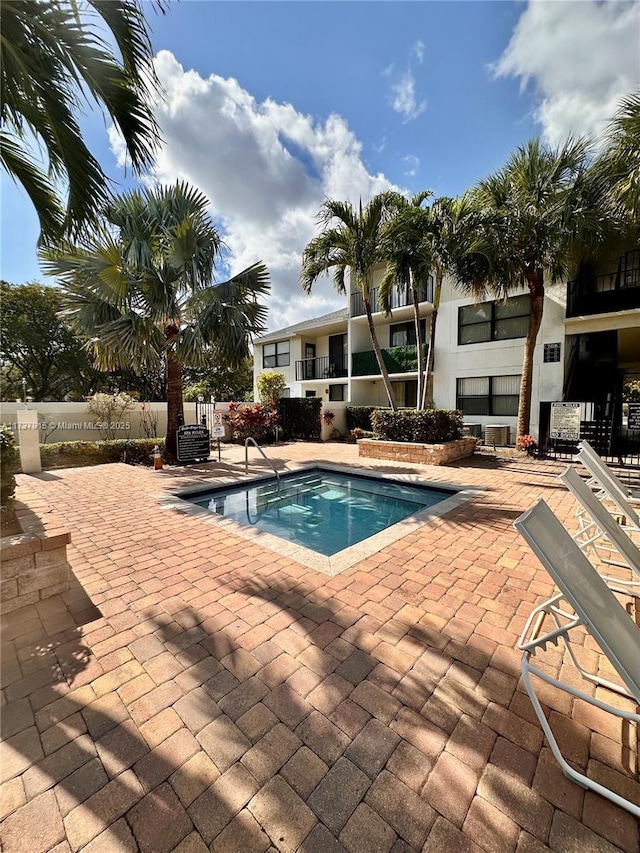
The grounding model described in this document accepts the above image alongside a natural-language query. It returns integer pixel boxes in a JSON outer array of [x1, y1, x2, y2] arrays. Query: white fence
[[0, 400, 346, 444], [0, 401, 201, 443]]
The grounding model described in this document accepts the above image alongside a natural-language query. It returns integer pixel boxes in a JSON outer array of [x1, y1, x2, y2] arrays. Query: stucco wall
[[432, 278, 566, 439]]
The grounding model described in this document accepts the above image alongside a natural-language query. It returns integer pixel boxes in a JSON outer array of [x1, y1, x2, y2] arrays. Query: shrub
[[371, 409, 463, 443], [86, 392, 135, 439], [277, 397, 322, 440], [1, 425, 20, 506], [345, 406, 379, 432], [40, 438, 164, 470], [257, 372, 286, 407], [224, 402, 280, 444]]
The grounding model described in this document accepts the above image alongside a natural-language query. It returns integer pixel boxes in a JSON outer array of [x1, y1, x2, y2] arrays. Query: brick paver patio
[[1, 443, 638, 853]]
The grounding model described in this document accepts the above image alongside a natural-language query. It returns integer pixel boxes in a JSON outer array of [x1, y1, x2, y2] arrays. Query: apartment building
[[253, 248, 640, 449]]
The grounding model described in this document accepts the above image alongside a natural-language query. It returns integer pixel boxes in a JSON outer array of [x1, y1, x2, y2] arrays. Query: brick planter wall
[[358, 437, 477, 466], [1, 506, 72, 613]]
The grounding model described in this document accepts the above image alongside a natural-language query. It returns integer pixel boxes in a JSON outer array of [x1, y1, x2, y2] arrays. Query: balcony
[[295, 355, 348, 381], [351, 277, 433, 317], [567, 254, 640, 318], [351, 344, 427, 377]]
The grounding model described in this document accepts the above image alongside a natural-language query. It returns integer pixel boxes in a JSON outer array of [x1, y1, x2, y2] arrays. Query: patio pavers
[[1, 443, 638, 853]]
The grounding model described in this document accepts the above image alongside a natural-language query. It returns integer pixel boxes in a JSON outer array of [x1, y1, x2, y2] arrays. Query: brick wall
[[1, 509, 71, 613], [358, 437, 477, 466]]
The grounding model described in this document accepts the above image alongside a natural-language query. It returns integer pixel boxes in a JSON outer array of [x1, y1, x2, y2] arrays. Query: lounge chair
[[514, 498, 640, 817], [578, 440, 640, 505], [558, 465, 640, 596], [575, 441, 640, 533]]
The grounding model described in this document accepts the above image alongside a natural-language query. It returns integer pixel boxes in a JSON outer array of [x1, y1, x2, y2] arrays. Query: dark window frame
[[328, 384, 347, 402], [390, 319, 427, 348], [262, 340, 290, 368], [456, 375, 521, 417], [458, 295, 530, 345]]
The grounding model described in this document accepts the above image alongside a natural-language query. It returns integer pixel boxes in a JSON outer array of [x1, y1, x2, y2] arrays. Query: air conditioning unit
[[463, 423, 482, 438], [484, 425, 510, 447]]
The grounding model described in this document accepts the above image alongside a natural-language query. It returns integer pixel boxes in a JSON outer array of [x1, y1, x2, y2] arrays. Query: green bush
[[40, 438, 165, 470], [277, 397, 322, 440], [1, 425, 20, 506], [345, 406, 379, 432], [371, 409, 463, 443]]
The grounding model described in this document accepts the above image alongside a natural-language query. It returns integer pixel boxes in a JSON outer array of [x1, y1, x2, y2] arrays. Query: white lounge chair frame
[[576, 441, 640, 532], [558, 465, 640, 597], [515, 499, 640, 817]]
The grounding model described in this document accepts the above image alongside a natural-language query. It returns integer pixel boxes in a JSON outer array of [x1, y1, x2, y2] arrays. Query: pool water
[[184, 469, 453, 556]]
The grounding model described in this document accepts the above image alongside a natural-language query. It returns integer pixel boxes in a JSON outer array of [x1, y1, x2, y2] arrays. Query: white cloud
[[389, 73, 427, 123], [386, 41, 427, 123], [403, 155, 420, 177], [111, 51, 402, 331], [410, 40, 425, 65], [495, 0, 640, 146]]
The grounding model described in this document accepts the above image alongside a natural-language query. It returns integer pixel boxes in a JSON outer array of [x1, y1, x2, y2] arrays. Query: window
[[458, 295, 530, 345], [280, 387, 291, 398], [390, 320, 427, 348], [456, 375, 521, 417], [305, 390, 316, 397], [329, 384, 346, 402], [262, 340, 290, 367]]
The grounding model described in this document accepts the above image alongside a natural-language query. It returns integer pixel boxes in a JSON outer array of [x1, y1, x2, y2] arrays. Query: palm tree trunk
[[165, 342, 184, 461], [517, 272, 545, 442], [364, 296, 397, 410], [412, 282, 424, 410], [421, 273, 442, 409]]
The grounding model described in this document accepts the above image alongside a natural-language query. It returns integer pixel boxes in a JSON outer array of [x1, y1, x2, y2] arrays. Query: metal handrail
[[244, 437, 280, 489]]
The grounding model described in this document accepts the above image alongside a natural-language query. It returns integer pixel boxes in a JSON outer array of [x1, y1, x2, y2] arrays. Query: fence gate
[[538, 399, 640, 476]]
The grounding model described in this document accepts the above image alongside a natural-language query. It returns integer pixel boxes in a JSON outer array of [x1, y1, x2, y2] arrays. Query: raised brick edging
[[357, 437, 477, 466], [0, 503, 72, 612]]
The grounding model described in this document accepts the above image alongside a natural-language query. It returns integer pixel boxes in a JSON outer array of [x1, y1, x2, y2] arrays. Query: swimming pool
[[182, 469, 455, 557]]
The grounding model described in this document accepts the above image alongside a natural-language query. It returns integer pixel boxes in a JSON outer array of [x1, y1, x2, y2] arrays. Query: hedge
[[1, 425, 20, 506], [345, 406, 379, 432], [40, 438, 165, 470], [277, 397, 322, 440], [371, 409, 463, 443]]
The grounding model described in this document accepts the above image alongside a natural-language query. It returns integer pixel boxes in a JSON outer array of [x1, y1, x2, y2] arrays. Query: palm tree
[[378, 191, 433, 409], [420, 195, 477, 409], [301, 197, 398, 410], [592, 91, 640, 220], [42, 182, 270, 460], [1, 0, 161, 242], [455, 138, 594, 442]]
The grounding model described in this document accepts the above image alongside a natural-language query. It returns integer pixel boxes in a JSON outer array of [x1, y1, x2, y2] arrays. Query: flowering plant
[[517, 434, 537, 455], [224, 402, 280, 443]]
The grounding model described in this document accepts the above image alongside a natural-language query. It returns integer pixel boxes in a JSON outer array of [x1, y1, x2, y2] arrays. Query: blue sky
[[2, 0, 638, 327]]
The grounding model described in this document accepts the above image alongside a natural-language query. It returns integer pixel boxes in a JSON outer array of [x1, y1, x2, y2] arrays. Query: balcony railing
[[351, 277, 434, 317], [295, 355, 348, 381], [567, 262, 640, 318], [351, 344, 427, 377]]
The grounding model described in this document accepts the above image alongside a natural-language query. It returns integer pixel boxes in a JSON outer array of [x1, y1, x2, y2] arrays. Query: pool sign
[[177, 424, 210, 462], [212, 411, 224, 425], [550, 402, 581, 441], [628, 403, 640, 430], [212, 425, 225, 439]]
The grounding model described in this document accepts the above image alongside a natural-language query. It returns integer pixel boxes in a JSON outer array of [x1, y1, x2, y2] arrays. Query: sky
[[1, 0, 638, 330]]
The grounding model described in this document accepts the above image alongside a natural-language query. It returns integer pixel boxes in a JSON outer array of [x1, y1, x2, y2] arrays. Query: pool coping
[[156, 462, 480, 577]]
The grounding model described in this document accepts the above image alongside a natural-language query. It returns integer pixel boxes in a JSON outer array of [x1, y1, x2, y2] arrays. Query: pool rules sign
[[550, 402, 581, 441], [177, 424, 210, 462]]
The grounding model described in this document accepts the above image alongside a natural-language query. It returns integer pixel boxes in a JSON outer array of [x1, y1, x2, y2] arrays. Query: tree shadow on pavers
[[1, 607, 300, 852], [3, 588, 636, 853], [233, 576, 640, 849]]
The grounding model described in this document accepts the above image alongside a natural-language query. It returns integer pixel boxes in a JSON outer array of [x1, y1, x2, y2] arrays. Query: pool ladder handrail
[[244, 438, 280, 489]]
